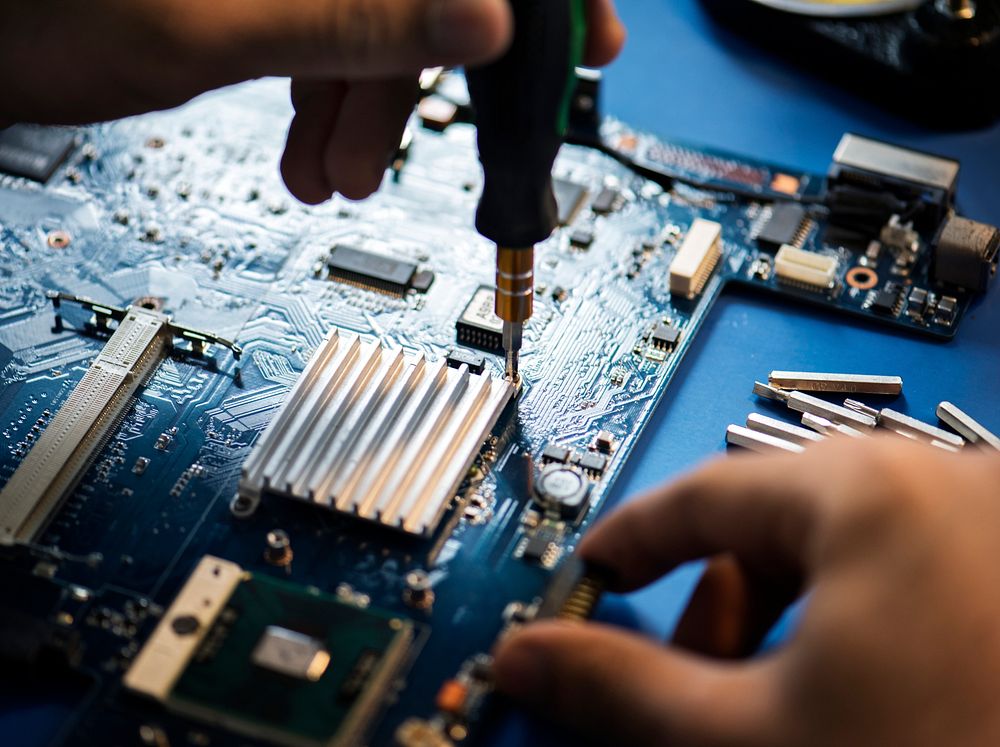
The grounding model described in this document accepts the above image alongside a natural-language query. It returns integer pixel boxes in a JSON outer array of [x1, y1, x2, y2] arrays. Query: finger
[[281, 79, 348, 204], [672, 555, 801, 659], [583, 0, 626, 67], [320, 77, 417, 200], [175, 0, 513, 81], [579, 445, 837, 593], [494, 620, 780, 746]]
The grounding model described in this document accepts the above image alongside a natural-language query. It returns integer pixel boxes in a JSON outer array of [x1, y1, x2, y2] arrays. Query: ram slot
[[0, 309, 169, 545]]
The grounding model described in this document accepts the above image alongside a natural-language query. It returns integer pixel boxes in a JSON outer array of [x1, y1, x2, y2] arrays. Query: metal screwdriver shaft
[[496, 245, 533, 377], [466, 0, 586, 381]]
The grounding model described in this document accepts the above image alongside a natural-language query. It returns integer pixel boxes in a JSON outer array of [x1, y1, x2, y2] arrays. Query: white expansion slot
[[0, 308, 169, 545], [669, 218, 723, 299]]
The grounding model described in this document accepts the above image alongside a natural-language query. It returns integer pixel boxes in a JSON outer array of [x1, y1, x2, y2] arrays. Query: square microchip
[[871, 285, 902, 316], [0, 125, 76, 182], [541, 444, 571, 463], [456, 285, 504, 352], [553, 178, 588, 226], [651, 322, 681, 350], [127, 557, 416, 747], [575, 452, 607, 475], [757, 203, 807, 250]]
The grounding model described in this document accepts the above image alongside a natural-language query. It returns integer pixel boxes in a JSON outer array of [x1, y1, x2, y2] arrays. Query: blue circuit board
[[0, 76, 987, 747]]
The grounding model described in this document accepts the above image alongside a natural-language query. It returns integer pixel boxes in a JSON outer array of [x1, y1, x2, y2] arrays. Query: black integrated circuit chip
[[446, 347, 486, 375], [523, 532, 556, 562], [327, 244, 433, 294], [651, 322, 681, 350], [575, 452, 607, 474], [871, 284, 903, 316], [541, 444, 571, 463], [456, 285, 504, 352], [757, 203, 807, 250], [0, 125, 76, 183]]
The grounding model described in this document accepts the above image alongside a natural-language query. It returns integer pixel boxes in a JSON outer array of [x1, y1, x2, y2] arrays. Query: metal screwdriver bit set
[[727, 371, 1000, 455]]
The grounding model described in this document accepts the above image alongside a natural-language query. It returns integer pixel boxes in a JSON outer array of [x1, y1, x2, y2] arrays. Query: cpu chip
[[126, 557, 417, 747], [252, 626, 331, 682]]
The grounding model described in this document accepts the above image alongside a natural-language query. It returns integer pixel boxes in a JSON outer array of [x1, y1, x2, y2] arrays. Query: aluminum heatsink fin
[[239, 329, 516, 536], [0, 308, 169, 545]]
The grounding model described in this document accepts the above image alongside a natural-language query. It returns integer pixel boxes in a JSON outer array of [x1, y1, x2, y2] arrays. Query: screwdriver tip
[[505, 348, 519, 381]]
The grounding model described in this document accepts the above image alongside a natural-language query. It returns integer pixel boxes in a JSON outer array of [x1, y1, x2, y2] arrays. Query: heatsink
[[239, 329, 515, 536]]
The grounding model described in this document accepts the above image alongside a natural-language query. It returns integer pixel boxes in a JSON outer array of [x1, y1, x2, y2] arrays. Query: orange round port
[[846, 266, 879, 290], [47, 230, 71, 249]]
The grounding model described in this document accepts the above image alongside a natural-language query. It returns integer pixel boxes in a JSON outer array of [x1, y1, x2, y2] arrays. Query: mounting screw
[[229, 493, 257, 518], [403, 570, 435, 610], [264, 529, 293, 567]]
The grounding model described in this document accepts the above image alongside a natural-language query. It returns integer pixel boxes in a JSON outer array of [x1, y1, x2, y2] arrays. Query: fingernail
[[429, 0, 507, 60], [494, 638, 548, 700]]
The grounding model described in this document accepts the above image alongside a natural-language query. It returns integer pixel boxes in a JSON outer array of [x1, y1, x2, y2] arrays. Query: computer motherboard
[[0, 71, 996, 747]]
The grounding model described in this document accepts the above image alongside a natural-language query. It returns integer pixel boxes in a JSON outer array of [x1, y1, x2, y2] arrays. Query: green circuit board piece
[[169, 572, 415, 747]]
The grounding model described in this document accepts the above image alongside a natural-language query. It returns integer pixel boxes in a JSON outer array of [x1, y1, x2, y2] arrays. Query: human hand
[[494, 437, 1000, 746], [0, 0, 624, 203]]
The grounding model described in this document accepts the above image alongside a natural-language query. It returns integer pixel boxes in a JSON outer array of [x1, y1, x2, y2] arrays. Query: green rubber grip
[[467, 0, 588, 247]]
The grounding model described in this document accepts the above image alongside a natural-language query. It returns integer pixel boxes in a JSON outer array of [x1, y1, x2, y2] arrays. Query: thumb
[[494, 620, 781, 747], [181, 0, 513, 80]]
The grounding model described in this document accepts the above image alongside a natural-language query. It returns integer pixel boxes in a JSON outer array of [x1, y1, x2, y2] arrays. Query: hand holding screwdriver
[[467, 0, 623, 380]]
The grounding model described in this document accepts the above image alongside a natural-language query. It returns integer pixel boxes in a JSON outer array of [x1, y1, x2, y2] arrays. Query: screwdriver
[[466, 0, 587, 381]]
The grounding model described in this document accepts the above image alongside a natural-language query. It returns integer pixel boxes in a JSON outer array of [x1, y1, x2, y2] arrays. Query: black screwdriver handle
[[467, 0, 587, 248]]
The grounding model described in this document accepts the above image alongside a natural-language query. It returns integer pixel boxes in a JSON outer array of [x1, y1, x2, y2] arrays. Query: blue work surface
[[490, 0, 1000, 744], [3, 4, 999, 747]]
